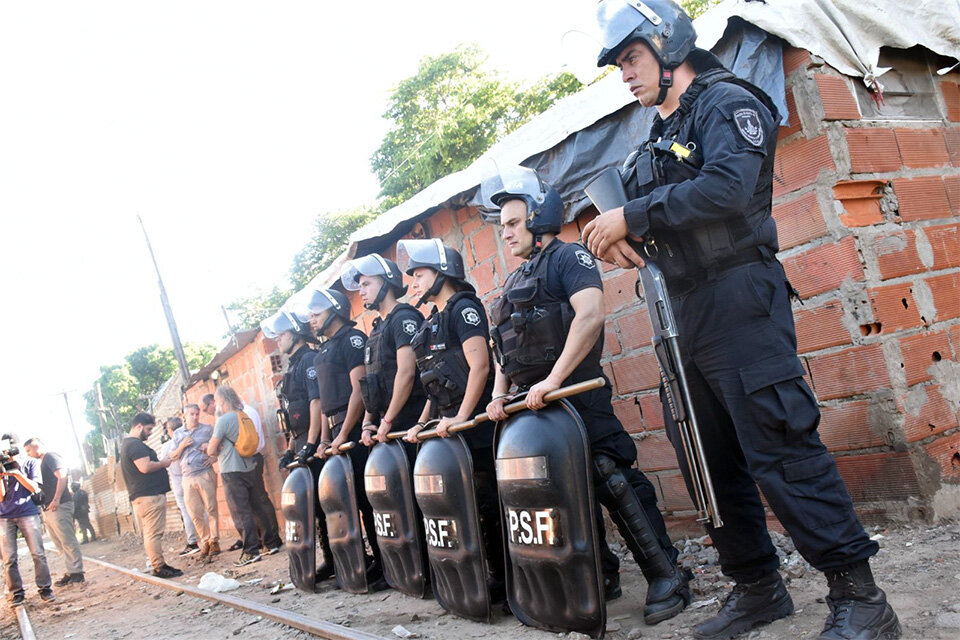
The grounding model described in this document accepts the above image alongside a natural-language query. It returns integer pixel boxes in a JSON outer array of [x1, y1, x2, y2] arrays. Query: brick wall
[[341, 45, 960, 532]]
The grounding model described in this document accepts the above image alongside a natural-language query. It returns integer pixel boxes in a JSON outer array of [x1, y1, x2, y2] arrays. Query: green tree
[[224, 285, 294, 333], [290, 206, 378, 290], [371, 45, 583, 208], [681, 0, 719, 19], [83, 342, 216, 464]]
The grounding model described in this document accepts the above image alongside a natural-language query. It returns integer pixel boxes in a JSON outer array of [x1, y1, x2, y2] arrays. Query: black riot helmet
[[596, 0, 697, 106], [260, 309, 314, 346], [397, 238, 475, 307], [340, 253, 408, 311], [481, 164, 564, 256], [292, 287, 353, 336]]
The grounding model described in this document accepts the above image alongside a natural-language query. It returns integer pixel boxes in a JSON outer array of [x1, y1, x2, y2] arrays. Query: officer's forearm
[[417, 399, 432, 425], [307, 399, 323, 445], [492, 365, 510, 397], [319, 414, 331, 445], [548, 312, 602, 384], [458, 339, 490, 418], [384, 373, 414, 423], [342, 369, 366, 435]]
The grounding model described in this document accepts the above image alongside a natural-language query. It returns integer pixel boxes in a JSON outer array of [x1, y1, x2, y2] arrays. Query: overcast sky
[[0, 1, 605, 467]]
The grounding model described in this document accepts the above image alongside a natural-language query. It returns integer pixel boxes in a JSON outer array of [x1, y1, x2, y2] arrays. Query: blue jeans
[[0, 515, 52, 596]]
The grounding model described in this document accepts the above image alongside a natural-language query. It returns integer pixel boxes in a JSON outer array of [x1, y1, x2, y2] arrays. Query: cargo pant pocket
[[736, 354, 818, 450], [781, 452, 853, 528]]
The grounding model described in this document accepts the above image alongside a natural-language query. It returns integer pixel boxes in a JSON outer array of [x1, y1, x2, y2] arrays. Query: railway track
[[11, 554, 387, 640]]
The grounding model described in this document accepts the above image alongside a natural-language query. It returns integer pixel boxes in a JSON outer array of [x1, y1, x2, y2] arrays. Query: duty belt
[[326, 410, 348, 432], [666, 247, 769, 298]]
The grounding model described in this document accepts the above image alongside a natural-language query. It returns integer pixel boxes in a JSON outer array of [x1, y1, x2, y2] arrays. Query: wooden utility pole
[[137, 215, 191, 389]]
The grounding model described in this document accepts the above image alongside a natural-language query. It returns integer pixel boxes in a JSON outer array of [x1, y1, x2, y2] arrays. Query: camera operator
[[23, 437, 85, 586], [0, 433, 55, 606]]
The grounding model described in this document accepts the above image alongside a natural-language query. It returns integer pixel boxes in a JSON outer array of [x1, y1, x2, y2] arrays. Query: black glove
[[294, 442, 318, 466], [278, 449, 295, 471]]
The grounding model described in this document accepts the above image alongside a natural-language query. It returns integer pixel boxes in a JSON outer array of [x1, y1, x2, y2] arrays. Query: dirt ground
[[1, 521, 958, 640]]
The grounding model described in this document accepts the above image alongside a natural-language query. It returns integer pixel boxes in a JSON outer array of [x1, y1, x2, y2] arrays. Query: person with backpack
[[205, 385, 281, 567]]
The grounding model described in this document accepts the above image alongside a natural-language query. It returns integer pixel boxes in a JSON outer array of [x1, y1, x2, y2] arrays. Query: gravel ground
[[1, 521, 958, 639]]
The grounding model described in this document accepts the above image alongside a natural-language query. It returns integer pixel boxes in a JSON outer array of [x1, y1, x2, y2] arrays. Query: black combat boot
[[694, 570, 794, 640], [819, 561, 900, 640], [604, 574, 622, 601], [316, 528, 335, 581]]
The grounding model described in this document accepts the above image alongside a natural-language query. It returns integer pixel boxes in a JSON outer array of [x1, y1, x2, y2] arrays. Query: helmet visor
[[397, 239, 447, 275], [596, 0, 662, 52], [480, 164, 546, 211], [260, 310, 297, 339], [339, 254, 397, 291]]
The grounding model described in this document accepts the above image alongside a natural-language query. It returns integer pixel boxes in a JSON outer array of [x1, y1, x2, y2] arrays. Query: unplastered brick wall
[[340, 45, 960, 532]]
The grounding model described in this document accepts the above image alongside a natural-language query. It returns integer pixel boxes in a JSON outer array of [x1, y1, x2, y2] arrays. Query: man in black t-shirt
[[23, 438, 85, 586], [120, 412, 182, 578]]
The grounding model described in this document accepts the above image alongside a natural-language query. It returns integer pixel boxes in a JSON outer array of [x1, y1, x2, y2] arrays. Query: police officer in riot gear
[[297, 287, 386, 589], [483, 165, 690, 625], [261, 309, 334, 582], [398, 238, 506, 603], [582, 2, 899, 639], [340, 254, 427, 446]]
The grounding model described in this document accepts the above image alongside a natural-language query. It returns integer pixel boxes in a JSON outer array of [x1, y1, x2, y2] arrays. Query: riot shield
[[414, 434, 491, 622], [495, 399, 606, 638], [318, 453, 369, 594], [280, 466, 316, 592], [364, 440, 429, 598]]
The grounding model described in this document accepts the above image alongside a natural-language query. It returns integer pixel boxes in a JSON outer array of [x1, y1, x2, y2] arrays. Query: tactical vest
[[621, 58, 780, 283], [360, 303, 423, 416], [280, 344, 314, 437], [315, 326, 360, 427], [490, 242, 603, 389], [412, 292, 492, 416]]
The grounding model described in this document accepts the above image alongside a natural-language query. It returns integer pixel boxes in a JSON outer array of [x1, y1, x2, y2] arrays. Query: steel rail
[[82, 556, 385, 640], [15, 605, 38, 640]]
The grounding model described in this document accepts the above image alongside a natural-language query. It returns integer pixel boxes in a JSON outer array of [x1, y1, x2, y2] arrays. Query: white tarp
[[697, 0, 960, 89]]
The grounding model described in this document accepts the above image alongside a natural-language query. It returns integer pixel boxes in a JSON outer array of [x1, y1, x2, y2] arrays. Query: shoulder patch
[[575, 249, 596, 268], [349, 335, 364, 349], [402, 318, 419, 336], [461, 307, 481, 326], [306, 366, 317, 380], [733, 108, 764, 146]]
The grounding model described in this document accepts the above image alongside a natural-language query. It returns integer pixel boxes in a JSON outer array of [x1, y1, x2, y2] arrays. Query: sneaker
[[179, 543, 201, 556], [208, 540, 221, 557], [54, 573, 74, 587], [234, 552, 261, 567], [11, 591, 25, 606], [228, 539, 243, 551], [153, 564, 183, 578], [69, 573, 85, 585], [263, 544, 283, 556], [39, 588, 56, 603]]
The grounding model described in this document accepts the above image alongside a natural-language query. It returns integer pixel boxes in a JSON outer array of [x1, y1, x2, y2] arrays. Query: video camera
[[0, 444, 19, 470]]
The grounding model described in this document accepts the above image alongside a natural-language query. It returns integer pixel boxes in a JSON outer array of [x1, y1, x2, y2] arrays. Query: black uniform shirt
[[367, 304, 427, 429], [283, 343, 317, 449], [520, 240, 622, 442], [313, 324, 366, 441], [435, 294, 496, 450]]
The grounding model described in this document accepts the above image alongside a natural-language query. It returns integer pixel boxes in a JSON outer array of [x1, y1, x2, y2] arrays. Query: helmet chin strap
[[529, 234, 544, 258], [415, 274, 446, 308], [363, 280, 389, 311], [655, 65, 673, 106]]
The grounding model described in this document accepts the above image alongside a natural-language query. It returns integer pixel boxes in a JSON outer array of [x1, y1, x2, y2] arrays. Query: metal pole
[[137, 214, 191, 389], [62, 392, 91, 476]]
